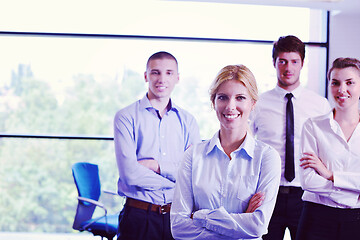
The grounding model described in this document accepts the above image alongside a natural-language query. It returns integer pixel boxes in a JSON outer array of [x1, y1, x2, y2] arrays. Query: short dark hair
[[146, 51, 178, 69], [327, 57, 360, 80], [272, 35, 305, 63]]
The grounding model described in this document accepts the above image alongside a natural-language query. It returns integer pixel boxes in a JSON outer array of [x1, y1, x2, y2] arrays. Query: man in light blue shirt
[[114, 51, 201, 240]]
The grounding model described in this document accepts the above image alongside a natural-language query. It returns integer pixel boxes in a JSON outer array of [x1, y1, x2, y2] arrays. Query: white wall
[[328, 11, 360, 106], [329, 12, 360, 63]]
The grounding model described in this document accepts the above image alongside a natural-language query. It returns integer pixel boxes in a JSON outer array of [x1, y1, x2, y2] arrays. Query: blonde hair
[[209, 64, 258, 106]]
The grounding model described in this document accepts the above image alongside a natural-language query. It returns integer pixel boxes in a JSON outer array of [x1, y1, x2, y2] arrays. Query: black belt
[[278, 186, 303, 194], [126, 198, 171, 215], [305, 201, 360, 221]]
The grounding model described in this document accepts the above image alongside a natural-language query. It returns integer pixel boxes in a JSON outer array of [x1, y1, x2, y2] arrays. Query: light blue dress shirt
[[171, 131, 281, 239], [114, 95, 201, 205]]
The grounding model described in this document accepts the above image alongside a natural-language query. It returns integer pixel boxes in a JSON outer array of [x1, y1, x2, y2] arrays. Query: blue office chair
[[72, 162, 119, 240]]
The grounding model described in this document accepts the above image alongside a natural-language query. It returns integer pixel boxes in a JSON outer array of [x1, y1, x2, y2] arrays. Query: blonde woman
[[297, 58, 360, 239], [170, 65, 281, 239]]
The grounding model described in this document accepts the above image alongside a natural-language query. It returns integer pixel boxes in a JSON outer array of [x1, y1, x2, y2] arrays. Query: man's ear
[[176, 73, 180, 84], [144, 71, 148, 82]]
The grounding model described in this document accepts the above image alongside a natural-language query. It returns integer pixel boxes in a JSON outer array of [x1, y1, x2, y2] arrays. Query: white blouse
[[300, 111, 360, 208]]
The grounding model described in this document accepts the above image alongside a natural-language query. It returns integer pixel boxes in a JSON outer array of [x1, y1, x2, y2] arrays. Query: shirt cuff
[[193, 209, 211, 228], [333, 171, 360, 192], [329, 174, 359, 206], [158, 160, 176, 182]]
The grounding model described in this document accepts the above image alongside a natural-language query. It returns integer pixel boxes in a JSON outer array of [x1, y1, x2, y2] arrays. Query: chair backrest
[[72, 162, 101, 230]]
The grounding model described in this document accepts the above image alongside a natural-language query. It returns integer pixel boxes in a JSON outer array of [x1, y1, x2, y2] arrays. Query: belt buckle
[[159, 205, 167, 215], [280, 186, 290, 194]]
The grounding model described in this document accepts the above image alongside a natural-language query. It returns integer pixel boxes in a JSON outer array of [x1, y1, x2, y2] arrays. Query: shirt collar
[[328, 109, 345, 134], [310, 109, 340, 134], [274, 84, 304, 100], [319, 110, 334, 122], [139, 94, 153, 109], [206, 131, 255, 161], [206, 131, 220, 155], [139, 94, 179, 113], [315, 109, 334, 123]]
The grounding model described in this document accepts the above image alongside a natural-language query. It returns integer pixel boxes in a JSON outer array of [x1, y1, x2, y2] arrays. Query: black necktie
[[285, 93, 295, 182]]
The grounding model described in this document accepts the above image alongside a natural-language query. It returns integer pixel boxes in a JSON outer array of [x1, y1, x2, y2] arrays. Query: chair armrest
[[77, 196, 114, 232], [77, 196, 108, 215], [103, 190, 126, 208], [103, 190, 118, 196]]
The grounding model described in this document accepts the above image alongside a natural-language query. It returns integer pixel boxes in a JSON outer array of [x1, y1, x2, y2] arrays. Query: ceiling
[[171, 0, 360, 15]]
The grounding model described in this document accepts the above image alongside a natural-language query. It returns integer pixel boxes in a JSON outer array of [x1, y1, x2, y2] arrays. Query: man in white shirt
[[250, 35, 331, 240]]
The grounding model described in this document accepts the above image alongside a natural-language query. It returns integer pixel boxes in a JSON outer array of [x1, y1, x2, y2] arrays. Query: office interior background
[[1, 0, 360, 238]]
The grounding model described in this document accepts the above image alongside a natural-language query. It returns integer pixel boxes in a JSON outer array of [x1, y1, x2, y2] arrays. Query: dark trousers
[[296, 201, 360, 240], [263, 186, 304, 240], [117, 204, 174, 240]]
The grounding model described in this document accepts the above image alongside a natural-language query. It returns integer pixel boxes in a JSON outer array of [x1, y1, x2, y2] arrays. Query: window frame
[[0, 11, 330, 141]]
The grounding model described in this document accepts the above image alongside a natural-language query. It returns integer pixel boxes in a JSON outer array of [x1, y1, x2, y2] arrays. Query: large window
[[0, 38, 327, 138], [0, 1, 328, 234]]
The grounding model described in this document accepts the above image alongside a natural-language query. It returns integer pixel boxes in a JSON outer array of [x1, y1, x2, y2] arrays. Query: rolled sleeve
[[114, 110, 174, 191]]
